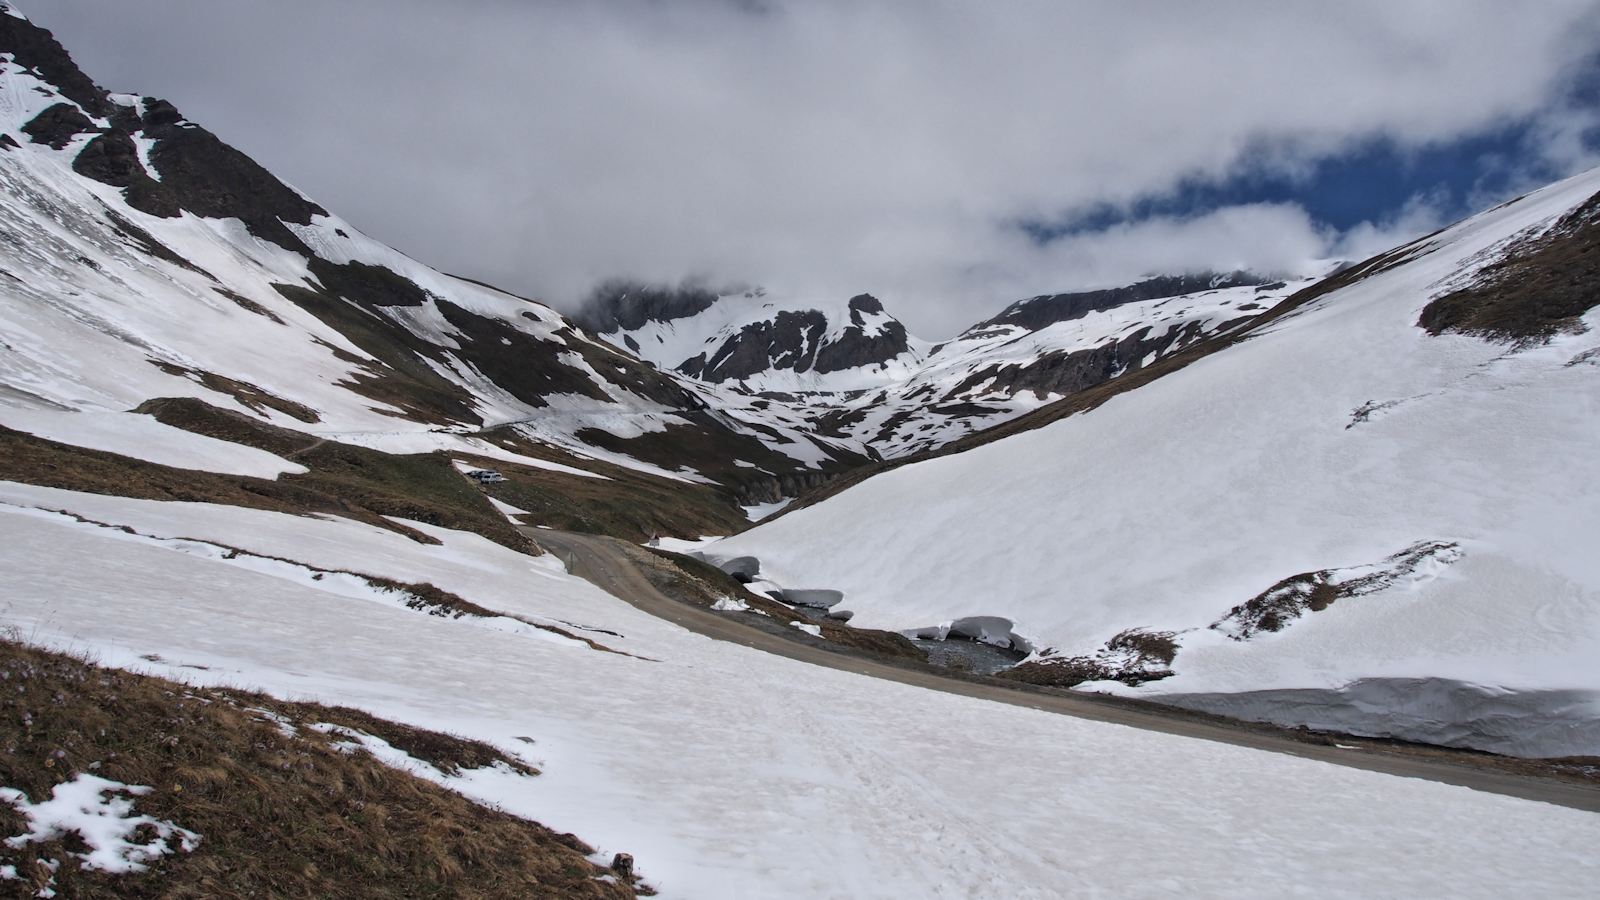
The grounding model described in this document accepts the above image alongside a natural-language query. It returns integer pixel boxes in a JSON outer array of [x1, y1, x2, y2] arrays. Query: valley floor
[[536, 529, 1600, 811], [3, 480, 1598, 897]]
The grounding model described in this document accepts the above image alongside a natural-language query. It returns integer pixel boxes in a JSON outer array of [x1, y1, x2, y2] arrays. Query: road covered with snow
[[2, 481, 1597, 898]]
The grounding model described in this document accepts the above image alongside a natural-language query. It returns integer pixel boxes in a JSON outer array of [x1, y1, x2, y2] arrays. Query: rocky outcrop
[[676, 294, 914, 383], [0, 9, 110, 116], [3, 15, 325, 244], [21, 102, 93, 149], [576, 279, 721, 333], [141, 106, 328, 250], [813, 294, 913, 374], [947, 318, 1219, 401], [974, 271, 1270, 333], [682, 309, 831, 382]]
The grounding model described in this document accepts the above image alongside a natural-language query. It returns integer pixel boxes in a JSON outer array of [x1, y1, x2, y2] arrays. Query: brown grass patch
[[1419, 190, 1600, 342], [18, 398, 537, 555], [465, 429, 755, 542], [147, 360, 320, 423], [0, 636, 649, 897], [1003, 629, 1179, 689]]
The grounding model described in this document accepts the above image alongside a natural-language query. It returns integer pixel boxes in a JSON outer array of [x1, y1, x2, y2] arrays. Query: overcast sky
[[32, 0, 1600, 336]]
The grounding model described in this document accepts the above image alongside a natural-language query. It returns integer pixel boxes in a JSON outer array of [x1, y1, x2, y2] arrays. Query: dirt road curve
[[531, 528, 1600, 813]]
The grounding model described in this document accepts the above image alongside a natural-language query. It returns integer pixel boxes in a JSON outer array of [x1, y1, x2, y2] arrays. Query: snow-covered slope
[[582, 283, 928, 393], [4, 480, 1597, 897], [809, 273, 1317, 457], [0, 7, 854, 491], [716, 167, 1600, 757], [586, 273, 1315, 459]]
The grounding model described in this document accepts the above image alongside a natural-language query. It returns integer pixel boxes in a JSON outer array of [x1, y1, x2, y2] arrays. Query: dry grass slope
[[0, 637, 649, 898], [1419, 190, 1600, 342]]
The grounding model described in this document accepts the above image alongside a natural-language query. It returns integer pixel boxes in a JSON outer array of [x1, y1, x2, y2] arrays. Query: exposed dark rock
[[72, 130, 141, 184], [73, 130, 184, 218], [308, 258, 436, 308], [814, 294, 912, 374], [973, 271, 1271, 333], [687, 309, 830, 382], [21, 101, 94, 149], [3, 20, 330, 250], [433, 299, 612, 407], [573, 415, 859, 501], [0, 11, 111, 116], [560, 327, 711, 410], [143, 108, 327, 251], [943, 319, 1219, 402], [729, 468, 837, 505], [846, 292, 885, 319], [0, 133, 18, 151], [140, 97, 183, 128], [576, 278, 721, 333]]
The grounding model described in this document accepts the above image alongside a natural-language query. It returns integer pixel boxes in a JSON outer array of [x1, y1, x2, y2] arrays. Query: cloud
[[30, 0, 1600, 336]]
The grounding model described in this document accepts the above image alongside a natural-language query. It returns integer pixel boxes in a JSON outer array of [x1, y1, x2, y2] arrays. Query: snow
[[740, 498, 792, 521], [652, 534, 725, 554], [717, 166, 1600, 756], [486, 495, 530, 521], [616, 277, 1318, 463], [0, 408, 306, 477], [1, 774, 201, 875], [789, 622, 822, 637], [601, 287, 930, 395], [0, 54, 726, 486], [2, 481, 1599, 897]]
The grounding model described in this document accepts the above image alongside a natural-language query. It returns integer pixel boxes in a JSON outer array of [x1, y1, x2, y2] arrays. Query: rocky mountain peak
[[973, 270, 1275, 334]]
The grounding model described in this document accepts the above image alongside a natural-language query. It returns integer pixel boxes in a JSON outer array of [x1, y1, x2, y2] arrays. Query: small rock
[[610, 852, 634, 878]]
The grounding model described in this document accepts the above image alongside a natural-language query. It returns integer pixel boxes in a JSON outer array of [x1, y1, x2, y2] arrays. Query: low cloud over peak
[[34, 0, 1600, 336]]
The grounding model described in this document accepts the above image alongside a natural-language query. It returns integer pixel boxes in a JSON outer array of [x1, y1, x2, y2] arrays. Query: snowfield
[[1, 480, 1598, 897], [716, 166, 1600, 757]]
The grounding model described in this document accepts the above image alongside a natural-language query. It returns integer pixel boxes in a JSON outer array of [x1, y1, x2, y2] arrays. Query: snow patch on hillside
[[0, 408, 306, 477], [0, 774, 201, 878]]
